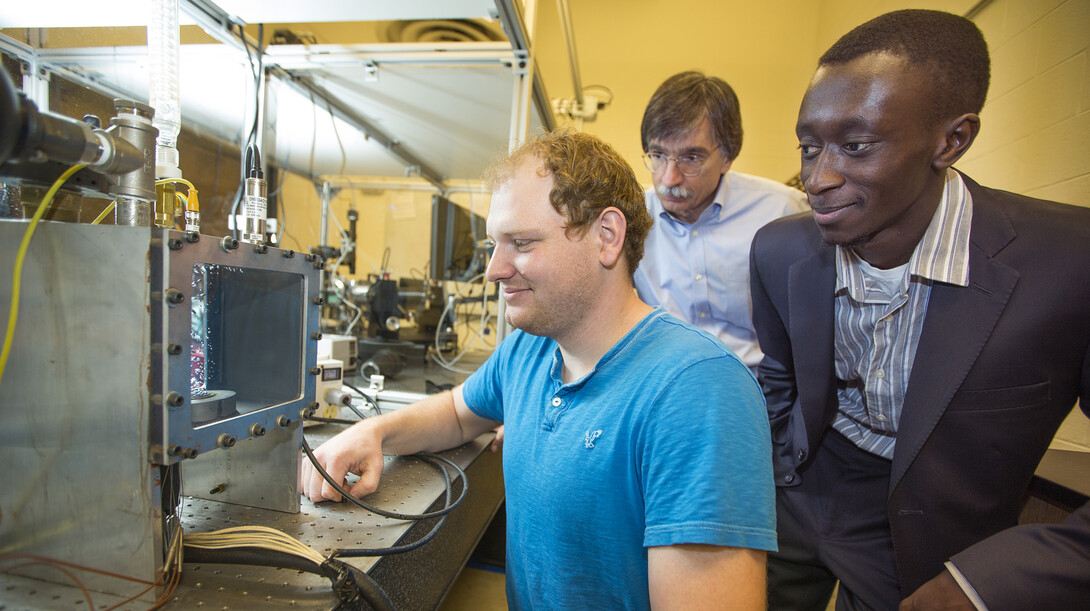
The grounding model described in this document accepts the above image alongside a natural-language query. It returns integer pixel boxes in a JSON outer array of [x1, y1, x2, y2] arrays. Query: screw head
[[182, 447, 199, 460], [217, 434, 237, 449], [185, 231, 200, 243], [167, 343, 182, 355], [309, 367, 321, 375], [254, 243, 268, 254], [168, 238, 183, 250], [311, 332, 323, 340], [166, 392, 185, 407], [277, 416, 291, 428], [249, 423, 266, 437], [282, 249, 295, 258]]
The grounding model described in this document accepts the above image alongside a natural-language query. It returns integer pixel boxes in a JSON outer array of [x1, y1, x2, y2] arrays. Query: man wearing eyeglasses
[[634, 71, 807, 373]]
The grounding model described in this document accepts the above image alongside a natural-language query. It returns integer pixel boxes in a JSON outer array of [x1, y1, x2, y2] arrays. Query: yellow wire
[[0, 164, 86, 387], [155, 177, 196, 191], [157, 178, 199, 215], [91, 201, 116, 225]]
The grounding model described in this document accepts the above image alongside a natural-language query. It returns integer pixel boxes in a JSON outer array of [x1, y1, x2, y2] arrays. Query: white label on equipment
[[244, 195, 267, 218]]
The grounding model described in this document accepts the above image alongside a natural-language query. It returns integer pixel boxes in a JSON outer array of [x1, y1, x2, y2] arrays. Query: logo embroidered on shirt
[[584, 429, 603, 449]]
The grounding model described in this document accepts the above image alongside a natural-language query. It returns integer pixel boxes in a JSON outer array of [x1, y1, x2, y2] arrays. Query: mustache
[[655, 183, 694, 199]]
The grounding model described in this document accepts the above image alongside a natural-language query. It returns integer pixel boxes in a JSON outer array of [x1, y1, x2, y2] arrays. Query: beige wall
[[959, 0, 1090, 205], [534, 0, 820, 186], [276, 0, 1090, 449], [958, 0, 1090, 451], [533, 0, 978, 187]]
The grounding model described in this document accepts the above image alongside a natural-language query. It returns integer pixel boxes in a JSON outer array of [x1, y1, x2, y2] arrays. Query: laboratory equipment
[[0, 220, 322, 601], [318, 332, 359, 370], [240, 145, 268, 244], [429, 193, 489, 283]]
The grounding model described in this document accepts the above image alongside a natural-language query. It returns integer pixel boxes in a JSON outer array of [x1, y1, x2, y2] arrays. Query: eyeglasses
[[642, 152, 709, 177]]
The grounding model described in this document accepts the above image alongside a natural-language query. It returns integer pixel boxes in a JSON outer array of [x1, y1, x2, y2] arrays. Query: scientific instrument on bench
[[0, 66, 323, 603]]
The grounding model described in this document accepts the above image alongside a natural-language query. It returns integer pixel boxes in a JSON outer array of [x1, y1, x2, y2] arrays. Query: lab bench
[[0, 349, 503, 611]]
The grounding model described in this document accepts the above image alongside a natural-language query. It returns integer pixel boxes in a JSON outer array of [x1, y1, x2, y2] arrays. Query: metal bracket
[[510, 49, 530, 76]]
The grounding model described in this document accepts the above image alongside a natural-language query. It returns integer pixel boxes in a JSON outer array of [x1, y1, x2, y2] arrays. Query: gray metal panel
[[150, 229, 321, 465], [182, 422, 302, 513], [0, 220, 163, 597]]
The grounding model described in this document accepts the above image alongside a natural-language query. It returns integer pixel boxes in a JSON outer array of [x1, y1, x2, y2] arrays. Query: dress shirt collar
[[836, 169, 974, 293]]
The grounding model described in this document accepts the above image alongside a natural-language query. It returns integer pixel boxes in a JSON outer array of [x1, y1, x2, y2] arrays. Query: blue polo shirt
[[462, 309, 776, 610]]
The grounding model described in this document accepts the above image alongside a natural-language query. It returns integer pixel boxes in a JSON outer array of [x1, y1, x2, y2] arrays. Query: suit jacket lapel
[[789, 244, 838, 451], [890, 183, 1020, 493]]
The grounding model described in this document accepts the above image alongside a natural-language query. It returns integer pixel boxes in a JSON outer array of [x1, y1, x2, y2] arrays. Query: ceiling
[[0, 1, 501, 29], [0, 1, 550, 186]]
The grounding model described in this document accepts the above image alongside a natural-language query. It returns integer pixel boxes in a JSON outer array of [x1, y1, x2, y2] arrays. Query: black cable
[[307, 415, 360, 426], [342, 381, 381, 415], [331, 456, 452, 558], [232, 22, 264, 240], [343, 398, 370, 421], [299, 438, 465, 557], [299, 436, 466, 521], [182, 545, 395, 611]]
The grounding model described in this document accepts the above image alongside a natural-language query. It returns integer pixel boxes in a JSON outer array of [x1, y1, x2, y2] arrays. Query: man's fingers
[[348, 454, 383, 499]]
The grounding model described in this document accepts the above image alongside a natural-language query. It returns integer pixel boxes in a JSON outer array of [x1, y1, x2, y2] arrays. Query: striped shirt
[[831, 170, 973, 459]]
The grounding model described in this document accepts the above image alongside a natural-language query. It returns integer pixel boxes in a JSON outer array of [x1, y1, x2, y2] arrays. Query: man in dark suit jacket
[[750, 9, 1090, 610]]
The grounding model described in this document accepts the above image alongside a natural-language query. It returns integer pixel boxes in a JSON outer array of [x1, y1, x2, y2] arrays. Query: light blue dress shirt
[[634, 171, 808, 369]]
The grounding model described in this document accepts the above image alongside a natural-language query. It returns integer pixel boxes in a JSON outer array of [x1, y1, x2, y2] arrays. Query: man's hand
[[299, 421, 386, 503], [899, 569, 977, 611]]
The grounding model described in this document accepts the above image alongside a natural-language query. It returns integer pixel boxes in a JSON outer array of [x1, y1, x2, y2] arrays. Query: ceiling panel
[[0, 1, 499, 28], [2, 1, 547, 183]]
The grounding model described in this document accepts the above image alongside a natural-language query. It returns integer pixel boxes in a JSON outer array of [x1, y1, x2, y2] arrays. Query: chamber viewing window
[[190, 263, 305, 427]]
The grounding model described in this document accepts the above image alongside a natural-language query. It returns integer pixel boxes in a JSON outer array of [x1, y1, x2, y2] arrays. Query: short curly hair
[[820, 9, 990, 120], [484, 128, 652, 276], [640, 71, 743, 161]]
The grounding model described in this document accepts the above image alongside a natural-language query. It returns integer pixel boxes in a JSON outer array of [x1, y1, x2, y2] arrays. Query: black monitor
[[429, 194, 488, 282]]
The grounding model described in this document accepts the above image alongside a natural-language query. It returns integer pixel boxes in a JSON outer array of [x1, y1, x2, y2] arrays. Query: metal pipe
[[319, 181, 332, 249], [555, 0, 583, 107], [493, 0, 556, 131], [110, 99, 158, 226]]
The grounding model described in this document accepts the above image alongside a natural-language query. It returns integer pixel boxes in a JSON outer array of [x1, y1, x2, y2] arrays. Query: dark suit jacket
[[749, 172, 1090, 608]]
